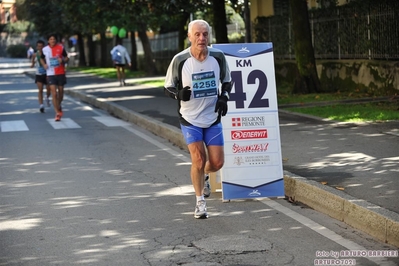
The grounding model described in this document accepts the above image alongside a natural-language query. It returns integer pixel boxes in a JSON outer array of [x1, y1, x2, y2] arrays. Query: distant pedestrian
[[27, 46, 34, 60], [40, 33, 69, 122], [110, 40, 131, 86], [30, 40, 51, 113], [164, 19, 232, 219]]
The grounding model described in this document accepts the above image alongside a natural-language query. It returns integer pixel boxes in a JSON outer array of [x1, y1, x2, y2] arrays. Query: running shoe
[[40, 105, 45, 113], [46, 97, 51, 107], [194, 200, 208, 219], [203, 174, 211, 198], [55, 113, 61, 121]]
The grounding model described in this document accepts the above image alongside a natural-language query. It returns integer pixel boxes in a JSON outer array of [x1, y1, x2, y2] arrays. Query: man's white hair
[[188, 19, 210, 35]]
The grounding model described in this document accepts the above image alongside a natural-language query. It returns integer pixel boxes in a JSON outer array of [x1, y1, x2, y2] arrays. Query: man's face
[[48, 36, 57, 47], [188, 23, 209, 52], [36, 43, 43, 51]]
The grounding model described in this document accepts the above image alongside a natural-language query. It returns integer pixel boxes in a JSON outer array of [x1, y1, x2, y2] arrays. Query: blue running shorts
[[180, 123, 224, 146]]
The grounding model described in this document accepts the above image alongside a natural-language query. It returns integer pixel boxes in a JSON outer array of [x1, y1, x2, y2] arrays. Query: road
[[0, 58, 398, 266]]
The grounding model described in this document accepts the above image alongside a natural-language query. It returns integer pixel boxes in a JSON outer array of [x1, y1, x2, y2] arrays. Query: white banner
[[212, 43, 284, 200]]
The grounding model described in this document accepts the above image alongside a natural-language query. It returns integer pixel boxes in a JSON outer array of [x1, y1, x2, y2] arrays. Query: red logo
[[232, 143, 269, 153], [232, 117, 241, 127], [231, 129, 268, 140]]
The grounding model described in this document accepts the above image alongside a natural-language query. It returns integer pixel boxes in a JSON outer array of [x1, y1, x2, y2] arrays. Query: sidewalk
[[60, 71, 398, 248]]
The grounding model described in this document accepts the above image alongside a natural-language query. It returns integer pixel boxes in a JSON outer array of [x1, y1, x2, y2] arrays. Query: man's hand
[[214, 95, 228, 116], [177, 86, 191, 101]]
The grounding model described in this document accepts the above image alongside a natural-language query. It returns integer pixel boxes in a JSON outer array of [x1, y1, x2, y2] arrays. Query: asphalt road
[[1, 58, 398, 266]]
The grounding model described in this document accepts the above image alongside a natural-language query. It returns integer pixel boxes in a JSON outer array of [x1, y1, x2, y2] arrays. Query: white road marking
[[93, 116, 130, 127], [64, 95, 104, 116], [0, 120, 29, 132], [47, 118, 81, 129], [262, 199, 396, 266]]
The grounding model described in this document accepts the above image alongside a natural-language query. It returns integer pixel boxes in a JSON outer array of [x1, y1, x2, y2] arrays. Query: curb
[[65, 88, 399, 248]]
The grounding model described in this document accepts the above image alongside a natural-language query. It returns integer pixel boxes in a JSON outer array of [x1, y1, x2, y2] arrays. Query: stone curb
[[65, 89, 399, 248]]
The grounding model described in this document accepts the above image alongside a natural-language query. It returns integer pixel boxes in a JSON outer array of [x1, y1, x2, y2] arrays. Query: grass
[[286, 102, 399, 122], [70, 66, 146, 79], [69, 67, 399, 122]]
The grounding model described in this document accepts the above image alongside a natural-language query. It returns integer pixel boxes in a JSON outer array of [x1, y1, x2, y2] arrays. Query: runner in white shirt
[[164, 19, 232, 219], [110, 40, 131, 86]]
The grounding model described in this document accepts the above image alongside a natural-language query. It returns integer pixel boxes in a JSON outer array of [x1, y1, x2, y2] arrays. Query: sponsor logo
[[233, 156, 245, 166], [232, 117, 241, 127], [245, 155, 271, 165], [248, 190, 261, 197], [238, 47, 250, 53], [232, 143, 269, 153], [231, 129, 268, 140], [231, 116, 265, 127], [232, 155, 271, 166]]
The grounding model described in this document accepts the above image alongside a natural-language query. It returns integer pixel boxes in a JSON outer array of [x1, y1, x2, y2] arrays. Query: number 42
[[229, 70, 269, 109]]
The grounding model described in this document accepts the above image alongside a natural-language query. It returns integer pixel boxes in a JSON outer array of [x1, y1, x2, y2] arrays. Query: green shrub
[[228, 32, 245, 43], [6, 44, 28, 58]]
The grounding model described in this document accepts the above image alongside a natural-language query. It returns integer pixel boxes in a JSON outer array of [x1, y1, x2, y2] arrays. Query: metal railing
[[254, 1, 399, 60]]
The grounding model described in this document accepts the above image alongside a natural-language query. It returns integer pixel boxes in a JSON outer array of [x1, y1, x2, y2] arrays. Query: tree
[[212, 0, 229, 43], [289, 0, 322, 93]]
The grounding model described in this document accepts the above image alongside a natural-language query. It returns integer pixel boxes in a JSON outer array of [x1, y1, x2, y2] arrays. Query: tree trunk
[[87, 34, 96, 67], [100, 32, 107, 67], [130, 31, 138, 71], [212, 0, 229, 43], [178, 12, 190, 51], [77, 33, 86, 66], [138, 25, 158, 76], [244, 0, 251, 43], [289, 0, 321, 94]]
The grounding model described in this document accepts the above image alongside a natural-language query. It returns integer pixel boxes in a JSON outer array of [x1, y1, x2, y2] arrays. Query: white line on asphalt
[[0, 120, 29, 132], [47, 118, 81, 129], [122, 125, 191, 163], [93, 116, 130, 127], [64, 95, 105, 117], [262, 199, 396, 266]]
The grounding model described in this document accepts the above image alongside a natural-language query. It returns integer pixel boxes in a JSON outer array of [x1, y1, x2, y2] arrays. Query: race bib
[[38, 66, 46, 74], [50, 57, 60, 67], [192, 71, 218, 98]]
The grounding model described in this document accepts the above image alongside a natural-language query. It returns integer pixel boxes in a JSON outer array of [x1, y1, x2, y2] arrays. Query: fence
[[253, 0, 399, 60]]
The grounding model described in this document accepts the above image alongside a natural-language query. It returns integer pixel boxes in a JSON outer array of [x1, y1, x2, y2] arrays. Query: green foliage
[[6, 44, 28, 58], [226, 5, 244, 28], [2, 20, 34, 33], [228, 32, 244, 43]]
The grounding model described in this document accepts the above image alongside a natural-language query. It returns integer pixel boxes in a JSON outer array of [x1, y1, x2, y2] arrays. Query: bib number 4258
[[229, 70, 269, 109]]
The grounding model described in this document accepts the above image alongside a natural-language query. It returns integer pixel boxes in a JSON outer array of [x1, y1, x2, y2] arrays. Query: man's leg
[[50, 84, 59, 112], [116, 66, 122, 84], [45, 85, 51, 107], [188, 141, 207, 197], [37, 81, 44, 112], [188, 141, 209, 218], [204, 145, 224, 173], [121, 67, 126, 85], [58, 85, 64, 112]]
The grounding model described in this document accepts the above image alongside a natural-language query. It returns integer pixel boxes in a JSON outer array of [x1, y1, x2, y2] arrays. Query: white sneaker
[[203, 174, 211, 198], [194, 200, 208, 219], [46, 97, 51, 107]]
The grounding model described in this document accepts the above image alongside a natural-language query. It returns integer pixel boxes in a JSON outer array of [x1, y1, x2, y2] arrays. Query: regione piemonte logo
[[231, 117, 266, 127], [231, 129, 268, 140]]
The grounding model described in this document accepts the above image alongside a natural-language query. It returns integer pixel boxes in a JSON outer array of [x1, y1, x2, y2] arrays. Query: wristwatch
[[222, 91, 229, 100]]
